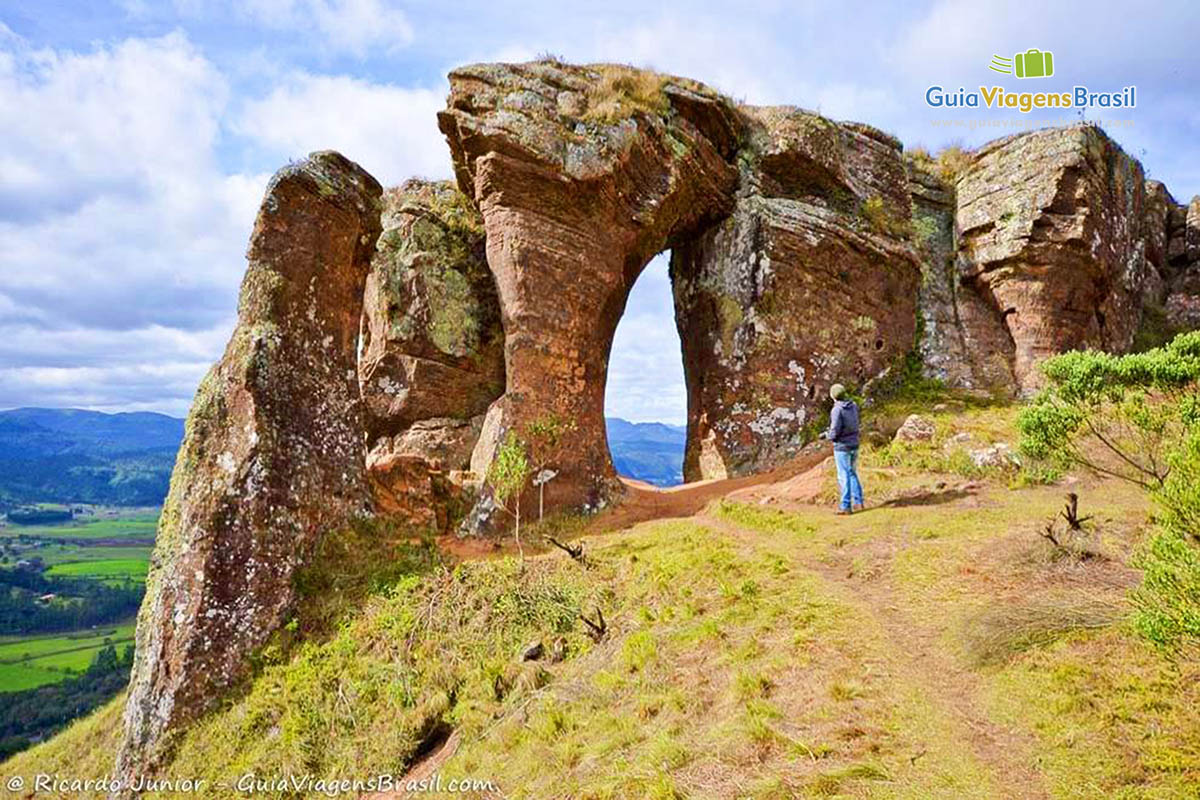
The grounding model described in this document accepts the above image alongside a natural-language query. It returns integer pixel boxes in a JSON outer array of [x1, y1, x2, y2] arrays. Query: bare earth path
[[696, 494, 1052, 800], [600, 449, 1052, 798], [402, 453, 1148, 798]]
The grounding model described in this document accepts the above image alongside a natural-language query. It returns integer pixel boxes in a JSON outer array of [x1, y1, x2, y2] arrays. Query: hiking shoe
[[836, 508, 853, 516]]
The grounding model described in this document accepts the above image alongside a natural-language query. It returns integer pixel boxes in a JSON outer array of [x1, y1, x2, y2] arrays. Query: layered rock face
[[952, 125, 1160, 392], [359, 180, 504, 530], [910, 158, 1017, 392], [438, 62, 741, 520], [672, 109, 921, 480], [118, 152, 382, 776]]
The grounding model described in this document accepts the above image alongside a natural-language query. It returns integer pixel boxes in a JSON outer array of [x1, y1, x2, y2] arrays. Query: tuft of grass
[[860, 194, 913, 239], [935, 144, 974, 184], [959, 599, 1122, 667], [583, 65, 672, 123], [712, 499, 816, 537], [988, 628, 1200, 795]]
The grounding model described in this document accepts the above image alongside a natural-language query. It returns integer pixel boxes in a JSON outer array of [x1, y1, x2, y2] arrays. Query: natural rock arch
[[118, 60, 1200, 774], [435, 62, 922, 529]]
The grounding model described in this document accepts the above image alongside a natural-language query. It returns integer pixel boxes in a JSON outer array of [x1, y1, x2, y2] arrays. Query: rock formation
[[673, 108, 920, 480], [117, 152, 382, 777], [910, 155, 1018, 392], [951, 126, 1162, 392], [437, 61, 742, 517], [119, 61, 1200, 767], [359, 179, 504, 530]]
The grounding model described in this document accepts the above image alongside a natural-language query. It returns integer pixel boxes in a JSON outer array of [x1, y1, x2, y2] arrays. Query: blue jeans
[[834, 448, 864, 510]]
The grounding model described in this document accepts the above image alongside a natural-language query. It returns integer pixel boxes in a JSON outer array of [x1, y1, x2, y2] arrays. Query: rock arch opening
[[604, 252, 688, 487]]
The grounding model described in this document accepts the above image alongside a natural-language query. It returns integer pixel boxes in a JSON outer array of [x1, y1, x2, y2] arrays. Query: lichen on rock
[[672, 106, 922, 480], [117, 151, 383, 779]]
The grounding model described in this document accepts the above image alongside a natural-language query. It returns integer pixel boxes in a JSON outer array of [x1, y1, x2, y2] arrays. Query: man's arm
[[824, 404, 843, 442]]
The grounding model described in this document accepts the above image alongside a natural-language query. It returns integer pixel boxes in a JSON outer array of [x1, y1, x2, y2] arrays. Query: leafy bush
[[1019, 332, 1200, 653], [1132, 531, 1200, 655], [1018, 332, 1200, 489]]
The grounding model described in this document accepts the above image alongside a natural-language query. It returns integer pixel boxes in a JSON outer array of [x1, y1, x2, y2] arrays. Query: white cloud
[[236, 0, 414, 58], [235, 72, 451, 183], [0, 30, 263, 414]]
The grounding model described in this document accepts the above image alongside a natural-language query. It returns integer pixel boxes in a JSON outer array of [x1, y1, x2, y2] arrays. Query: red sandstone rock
[[438, 62, 741, 523], [672, 108, 921, 479], [117, 151, 382, 777], [955, 125, 1160, 392]]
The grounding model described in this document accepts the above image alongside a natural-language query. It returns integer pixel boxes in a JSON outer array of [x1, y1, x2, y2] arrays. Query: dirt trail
[[412, 452, 1051, 798], [585, 446, 830, 533], [696, 466, 1051, 800]]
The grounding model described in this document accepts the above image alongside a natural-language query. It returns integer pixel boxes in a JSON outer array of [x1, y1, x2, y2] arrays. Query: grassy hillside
[[5, 404, 1198, 798]]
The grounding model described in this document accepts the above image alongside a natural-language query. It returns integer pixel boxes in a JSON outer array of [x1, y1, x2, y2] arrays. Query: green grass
[[7, 402, 1200, 796], [0, 622, 136, 690], [0, 663, 69, 692], [33, 545, 152, 566], [1, 509, 158, 541], [44, 558, 148, 584]]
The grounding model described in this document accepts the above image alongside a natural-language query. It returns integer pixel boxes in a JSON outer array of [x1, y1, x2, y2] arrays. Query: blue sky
[[1, 0, 1197, 423]]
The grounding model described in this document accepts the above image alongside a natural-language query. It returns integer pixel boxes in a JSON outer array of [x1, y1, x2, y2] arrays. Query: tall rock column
[[955, 125, 1157, 392], [117, 151, 382, 776]]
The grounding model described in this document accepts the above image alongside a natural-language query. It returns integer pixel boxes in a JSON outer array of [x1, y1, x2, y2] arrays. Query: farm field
[[0, 622, 136, 692], [0, 507, 159, 541], [44, 558, 148, 585]]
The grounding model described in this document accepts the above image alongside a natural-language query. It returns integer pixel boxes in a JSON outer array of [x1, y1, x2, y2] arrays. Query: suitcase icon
[[1014, 49, 1054, 79]]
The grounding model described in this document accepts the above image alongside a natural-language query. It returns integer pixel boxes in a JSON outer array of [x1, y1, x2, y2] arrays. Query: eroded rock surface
[[909, 157, 1017, 392], [438, 61, 742, 520], [672, 108, 921, 480], [359, 180, 504, 530], [954, 125, 1160, 392], [118, 152, 382, 776]]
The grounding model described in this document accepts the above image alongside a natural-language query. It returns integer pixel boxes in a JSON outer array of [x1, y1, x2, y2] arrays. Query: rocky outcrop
[[953, 125, 1160, 392], [360, 180, 503, 439], [672, 108, 921, 480], [359, 180, 504, 531], [909, 157, 1017, 392], [438, 61, 742, 521], [117, 152, 382, 777], [113, 62, 1200, 771]]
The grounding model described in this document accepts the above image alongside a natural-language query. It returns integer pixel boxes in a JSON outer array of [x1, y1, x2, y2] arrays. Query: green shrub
[[1132, 530, 1200, 655], [1018, 332, 1200, 489], [1019, 332, 1200, 653]]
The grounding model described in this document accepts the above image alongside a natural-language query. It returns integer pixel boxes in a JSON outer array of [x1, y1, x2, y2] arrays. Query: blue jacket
[[826, 399, 860, 451]]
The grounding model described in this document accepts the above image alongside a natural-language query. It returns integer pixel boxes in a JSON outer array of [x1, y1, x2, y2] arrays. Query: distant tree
[[487, 433, 532, 559]]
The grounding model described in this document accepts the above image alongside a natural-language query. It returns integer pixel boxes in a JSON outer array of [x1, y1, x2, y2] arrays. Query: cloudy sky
[[2, 1, 1198, 423]]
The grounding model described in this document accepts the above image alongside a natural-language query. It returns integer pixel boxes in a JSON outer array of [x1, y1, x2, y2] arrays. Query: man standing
[[820, 383, 864, 515]]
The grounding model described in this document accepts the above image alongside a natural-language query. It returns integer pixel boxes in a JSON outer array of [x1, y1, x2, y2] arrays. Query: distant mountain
[[0, 409, 686, 504], [0, 408, 184, 508], [606, 417, 686, 487]]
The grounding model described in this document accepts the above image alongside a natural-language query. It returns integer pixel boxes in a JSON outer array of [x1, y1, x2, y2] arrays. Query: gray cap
[[829, 383, 846, 400]]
